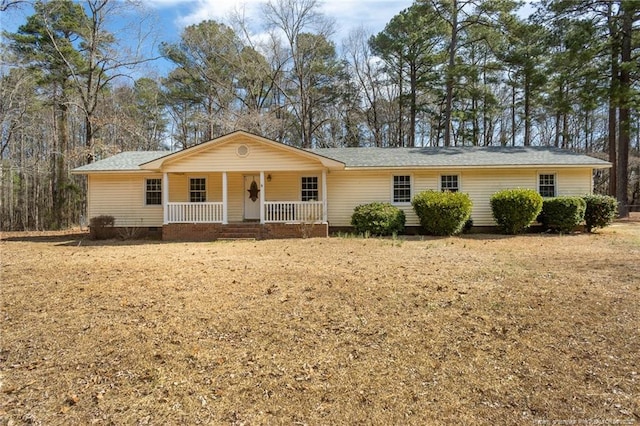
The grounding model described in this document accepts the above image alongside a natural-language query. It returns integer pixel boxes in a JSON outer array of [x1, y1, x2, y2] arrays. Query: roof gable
[[141, 131, 344, 172]]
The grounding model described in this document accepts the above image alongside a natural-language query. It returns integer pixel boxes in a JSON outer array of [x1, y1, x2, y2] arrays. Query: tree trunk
[[554, 111, 561, 148], [584, 109, 590, 152], [85, 115, 95, 163], [523, 73, 531, 146], [607, 2, 619, 197], [562, 112, 569, 149], [616, 0, 633, 217], [409, 62, 417, 148], [52, 100, 69, 229], [511, 83, 516, 146], [397, 60, 404, 147], [443, 0, 457, 147]]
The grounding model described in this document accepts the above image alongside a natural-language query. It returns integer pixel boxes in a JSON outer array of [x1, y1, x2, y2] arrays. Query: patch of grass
[[1, 225, 639, 425]]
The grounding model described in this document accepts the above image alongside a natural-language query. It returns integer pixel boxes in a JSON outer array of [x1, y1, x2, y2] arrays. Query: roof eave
[[70, 169, 152, 175], [342, 163, 612, 170]]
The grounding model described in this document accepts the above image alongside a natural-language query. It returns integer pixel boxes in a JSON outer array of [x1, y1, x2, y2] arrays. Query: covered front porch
[[159, 170, 329, 240], [133, 131, 346, 240]]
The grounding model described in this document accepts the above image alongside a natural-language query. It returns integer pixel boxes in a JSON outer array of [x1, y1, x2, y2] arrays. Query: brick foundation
[[261, 223, 328, 239], [89, 226, 162, 240], [162, 223, 225, 241], [162, 222, 328, 241]]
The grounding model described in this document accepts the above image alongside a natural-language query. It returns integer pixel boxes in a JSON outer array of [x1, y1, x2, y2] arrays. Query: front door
[[244, 175, 261, 220]]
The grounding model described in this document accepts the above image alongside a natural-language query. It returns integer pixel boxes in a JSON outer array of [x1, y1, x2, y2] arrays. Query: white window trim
[[144, 177, 162, 207], [189, 176, 208, 203], [537, 172, 557, 197], [439, 174, 461, 192], [300, 175, 320, 201], [391, 174, 413, 205]]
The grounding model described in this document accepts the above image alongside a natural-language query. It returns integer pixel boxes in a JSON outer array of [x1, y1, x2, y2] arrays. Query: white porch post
[[222, 172, 228, 224], [322, 169, 328, 223], [162, 172, 169, 224], [259, 171, 265, 224]]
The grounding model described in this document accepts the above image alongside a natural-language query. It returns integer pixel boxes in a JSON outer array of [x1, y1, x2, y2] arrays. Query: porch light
[[267, 174, 272, 182]]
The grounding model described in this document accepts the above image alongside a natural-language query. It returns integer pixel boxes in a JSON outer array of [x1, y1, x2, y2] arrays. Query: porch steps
[[217, 223, 262, 240]]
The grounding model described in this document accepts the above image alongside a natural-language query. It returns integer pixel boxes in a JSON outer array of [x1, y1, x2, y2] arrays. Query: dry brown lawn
[[1, 223, 639, 425]]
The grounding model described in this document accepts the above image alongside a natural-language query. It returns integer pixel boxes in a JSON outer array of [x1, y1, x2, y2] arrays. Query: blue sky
[[2, 0, 414, 76], [2, 0, 534, 77], [144, 0, 414, 39]]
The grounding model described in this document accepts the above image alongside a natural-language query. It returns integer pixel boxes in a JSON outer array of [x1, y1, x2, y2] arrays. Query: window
[[301, 176, 318, 201], [539, 174, 556, 197], [393, 175, 411, 203], [441, 175, 459, 192], [145, 178, 162, 205], [190, 178, 206, 202]]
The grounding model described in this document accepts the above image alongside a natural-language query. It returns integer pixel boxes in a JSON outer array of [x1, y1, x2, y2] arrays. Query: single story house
[[72, 130, 611, 240]]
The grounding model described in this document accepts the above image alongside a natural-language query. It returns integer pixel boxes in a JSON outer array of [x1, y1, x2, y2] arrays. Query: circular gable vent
[[236, 144, 249, 157]]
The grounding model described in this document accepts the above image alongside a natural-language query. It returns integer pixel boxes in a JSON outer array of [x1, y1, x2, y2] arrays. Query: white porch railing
[[166, 201, 324, 224], [264, 201, 324, 223], [167, 202, 223, 223]]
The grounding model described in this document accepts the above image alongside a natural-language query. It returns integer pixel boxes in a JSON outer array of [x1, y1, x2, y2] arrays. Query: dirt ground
[[1, 222, 639, 425]]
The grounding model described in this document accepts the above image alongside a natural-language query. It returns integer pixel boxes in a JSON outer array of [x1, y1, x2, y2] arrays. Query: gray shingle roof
[[72, 146, 610, 172], [72, 151, 169, 172], [311, 146, 610, 168]]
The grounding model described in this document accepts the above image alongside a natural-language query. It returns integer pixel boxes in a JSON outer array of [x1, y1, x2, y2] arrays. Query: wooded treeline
[[1, 0, 638, 230]]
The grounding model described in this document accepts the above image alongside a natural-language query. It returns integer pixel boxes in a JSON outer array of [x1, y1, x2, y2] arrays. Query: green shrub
[[538, 196, 586, 233], [490, 189, 543, 234], [583, 194, 618, 232], [351, 202, 406, 236], [411, 190, 472, 236]]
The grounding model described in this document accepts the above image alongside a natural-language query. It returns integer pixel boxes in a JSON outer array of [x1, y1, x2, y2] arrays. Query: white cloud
[[146, 0, 412, 41], [176, 0, 263, 28]]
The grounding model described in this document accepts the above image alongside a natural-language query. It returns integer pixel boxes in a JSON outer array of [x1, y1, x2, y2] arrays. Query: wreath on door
[[248, 179, 260, 202]]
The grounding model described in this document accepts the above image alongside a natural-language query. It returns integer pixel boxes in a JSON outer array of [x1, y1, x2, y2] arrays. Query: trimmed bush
[[583, 194, 618, 232], [538, 196, 586, 233], [351, 202, 406, 236], [490, 188, 543, 234], [411, 190, 472, 236], [89, 215, 115, 240]]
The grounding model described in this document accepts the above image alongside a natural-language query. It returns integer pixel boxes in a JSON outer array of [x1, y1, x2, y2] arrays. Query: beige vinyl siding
[[328, 170, 452, 227], [327, 170, 413, 227], [162, 138, 322, 173], [168, 173, 223, 202], [327, 167, 596, 227], [227, 173, 244, 221], [463, 168, 592, 226], [264, 172, 320, 201], [555, 168, 592, 195], [87, 174, 163, 226], [461, 169, 536, 226], [87, 166, 594, 228]]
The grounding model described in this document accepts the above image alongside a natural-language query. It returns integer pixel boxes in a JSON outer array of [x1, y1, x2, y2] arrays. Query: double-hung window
[[393, 175, 411, 204], [145, 178, 162, 205], [539, 174, 556, 197], [301, 176, 319, 201], [190, 178, 206, 202], [440, 175, 459, 192]]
